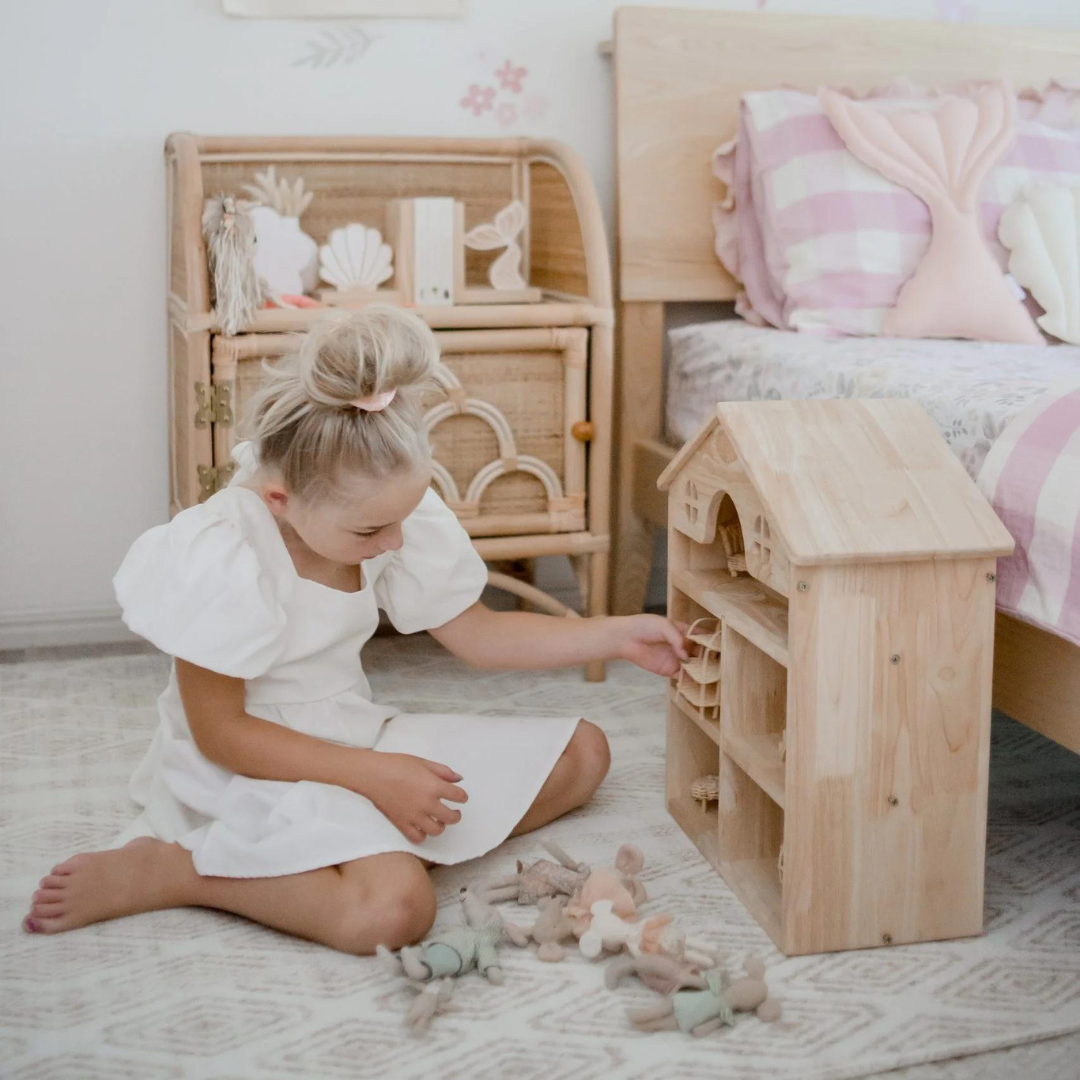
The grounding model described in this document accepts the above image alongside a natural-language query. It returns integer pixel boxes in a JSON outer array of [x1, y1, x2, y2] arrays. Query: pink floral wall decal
[[459, 57, 541, 130], [460, 84, 495, 117], [495, 59, 528, 93]]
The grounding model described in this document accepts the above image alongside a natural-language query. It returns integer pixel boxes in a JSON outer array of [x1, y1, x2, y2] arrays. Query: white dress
[[112, 444, 580, 878]]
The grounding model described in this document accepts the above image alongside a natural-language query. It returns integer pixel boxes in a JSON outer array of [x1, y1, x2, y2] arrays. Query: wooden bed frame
[[606, 6, 1080, 753]]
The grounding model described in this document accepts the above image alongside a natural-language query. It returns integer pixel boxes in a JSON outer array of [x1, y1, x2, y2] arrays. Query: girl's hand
[[361, 753, 468, 845], [609, 614, 689, 677]]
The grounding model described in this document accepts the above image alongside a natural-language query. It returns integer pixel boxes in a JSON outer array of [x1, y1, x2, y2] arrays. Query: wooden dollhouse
[[657, 399, 1015, 955]]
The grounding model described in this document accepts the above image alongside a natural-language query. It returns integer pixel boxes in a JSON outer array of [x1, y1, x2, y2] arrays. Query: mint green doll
[[378, 887, 528, 989], [626, 956, 782, 1037]]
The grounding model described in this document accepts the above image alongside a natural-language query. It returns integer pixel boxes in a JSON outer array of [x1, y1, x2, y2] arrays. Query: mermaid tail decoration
[[821, 81, 1042, 344]]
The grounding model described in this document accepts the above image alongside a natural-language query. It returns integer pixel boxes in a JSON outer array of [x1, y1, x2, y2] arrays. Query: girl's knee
[[332, 858, 436, 954], [369, 859, 437, 950], [567, 720, 610, 801], [374, 883, 437, 951]]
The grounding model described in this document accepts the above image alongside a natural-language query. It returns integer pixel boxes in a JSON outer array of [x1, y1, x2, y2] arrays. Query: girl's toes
[[31, 899, 66, 918], [29, 915, 69, 935], [34, 888, 65, 903], [40, 875, 67, 890]]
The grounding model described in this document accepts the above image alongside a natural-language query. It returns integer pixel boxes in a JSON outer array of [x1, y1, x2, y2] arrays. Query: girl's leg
[[23, 839, 435, 955], [24, 718, 608, 944], [510, 719, 610, 837]]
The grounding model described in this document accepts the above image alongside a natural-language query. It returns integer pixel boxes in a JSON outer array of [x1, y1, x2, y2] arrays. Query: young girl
[[24, 306, 687, 955]]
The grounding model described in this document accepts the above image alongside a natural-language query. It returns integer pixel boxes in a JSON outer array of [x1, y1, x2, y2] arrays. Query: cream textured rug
[[2, 637, 1080, 1080]]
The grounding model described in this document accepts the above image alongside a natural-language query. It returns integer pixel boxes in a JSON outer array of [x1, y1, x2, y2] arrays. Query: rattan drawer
[[208, 325, 590, 537]]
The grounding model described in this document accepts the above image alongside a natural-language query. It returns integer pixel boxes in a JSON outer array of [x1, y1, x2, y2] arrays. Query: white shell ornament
[[250, 205, 320, 295], [319, 224, 394, 292], [464, 199, 528, 290], [242, 167, 319, 295], [999, 183, 1080, 344]]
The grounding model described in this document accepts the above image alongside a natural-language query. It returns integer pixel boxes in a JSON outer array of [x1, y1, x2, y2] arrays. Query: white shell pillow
[[999, 183, 1080, 344]]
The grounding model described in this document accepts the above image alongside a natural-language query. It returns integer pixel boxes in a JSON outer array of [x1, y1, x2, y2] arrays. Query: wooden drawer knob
[[571, 420, 595, 442]]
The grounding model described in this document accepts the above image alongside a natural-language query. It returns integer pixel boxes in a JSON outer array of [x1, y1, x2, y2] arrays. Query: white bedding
[[666, 320, 1080, 480]]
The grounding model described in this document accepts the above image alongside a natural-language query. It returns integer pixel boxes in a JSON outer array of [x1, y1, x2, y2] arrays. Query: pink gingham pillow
[[713, 82, 1080, 337]]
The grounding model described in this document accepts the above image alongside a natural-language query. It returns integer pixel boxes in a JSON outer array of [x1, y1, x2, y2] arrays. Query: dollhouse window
[[685, 479, 699, 524], [752, 514, 772, 567]]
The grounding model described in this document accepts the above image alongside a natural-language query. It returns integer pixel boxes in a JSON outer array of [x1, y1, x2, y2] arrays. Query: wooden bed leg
[[611, 301, 664, 615]]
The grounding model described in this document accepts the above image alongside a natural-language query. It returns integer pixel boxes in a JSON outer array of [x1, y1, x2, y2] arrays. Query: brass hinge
[[194, 381, 235, 428], [196, 461, 237, 500]]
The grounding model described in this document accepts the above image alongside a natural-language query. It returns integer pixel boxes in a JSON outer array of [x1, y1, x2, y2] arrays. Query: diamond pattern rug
[[2, 637, 1079, 1080]]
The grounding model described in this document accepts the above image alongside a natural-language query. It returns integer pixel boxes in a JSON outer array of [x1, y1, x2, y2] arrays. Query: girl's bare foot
[[23, 837, 193, 935]]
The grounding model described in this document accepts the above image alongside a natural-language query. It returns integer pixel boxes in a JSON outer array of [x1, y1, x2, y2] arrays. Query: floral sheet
[[667, 320, 1080, 645], [667, 320, 1080, 480]]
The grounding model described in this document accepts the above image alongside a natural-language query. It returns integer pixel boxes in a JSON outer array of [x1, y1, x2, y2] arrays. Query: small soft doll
[[565, 844, 647, 934], [377, 888, 527, 987], [578, 900, 716, 969], [482, 841, 590, 905], [605, 954, 709, 995], [627, 956, 781, 1037], [517, 895, 577, 962]]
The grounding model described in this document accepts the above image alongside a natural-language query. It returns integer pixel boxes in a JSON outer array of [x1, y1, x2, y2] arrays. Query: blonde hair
[[243, 306, 438, 500]]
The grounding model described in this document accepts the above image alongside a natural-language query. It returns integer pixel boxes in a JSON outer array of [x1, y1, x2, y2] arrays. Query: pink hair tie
[[350, 389, 397, 412]]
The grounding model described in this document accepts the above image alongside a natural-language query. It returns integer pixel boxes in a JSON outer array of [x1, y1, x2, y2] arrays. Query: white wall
[[2, 0, 1077, 645]]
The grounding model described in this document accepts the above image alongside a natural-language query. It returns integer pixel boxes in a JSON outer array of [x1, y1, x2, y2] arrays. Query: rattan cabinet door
[[425, 327, 588, 537], [210, 326, 589, 537]]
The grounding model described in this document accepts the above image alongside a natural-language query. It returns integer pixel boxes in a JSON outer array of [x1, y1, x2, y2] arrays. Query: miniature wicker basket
[[690, 774, 720, 810]]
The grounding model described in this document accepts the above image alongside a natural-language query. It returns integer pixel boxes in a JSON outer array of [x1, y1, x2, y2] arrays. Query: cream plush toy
[[578, 900, 717, 968]]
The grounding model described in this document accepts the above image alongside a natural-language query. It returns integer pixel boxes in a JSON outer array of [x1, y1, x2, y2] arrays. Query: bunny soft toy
[[578, 900, 715, 968]]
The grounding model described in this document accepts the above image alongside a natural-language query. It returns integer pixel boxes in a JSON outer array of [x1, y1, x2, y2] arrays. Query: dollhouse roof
[[658, 399, 1015, 565]]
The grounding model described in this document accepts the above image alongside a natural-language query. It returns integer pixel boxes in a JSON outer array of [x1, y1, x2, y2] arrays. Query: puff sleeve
[[373, 488, 487, 634], [113, 494, 291, 680]]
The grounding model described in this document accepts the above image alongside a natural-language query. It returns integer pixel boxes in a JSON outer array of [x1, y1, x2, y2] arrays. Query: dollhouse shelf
[[669, 685, 720, 742], [724, 731, 785, 809], [672, 569, 789, 666]]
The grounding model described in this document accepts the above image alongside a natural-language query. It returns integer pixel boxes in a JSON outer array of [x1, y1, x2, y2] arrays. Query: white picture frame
[[223, 0, 465, 15]]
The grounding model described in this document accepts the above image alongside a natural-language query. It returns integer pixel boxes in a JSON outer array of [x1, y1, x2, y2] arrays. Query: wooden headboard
[[612, 6, 1080, 304]]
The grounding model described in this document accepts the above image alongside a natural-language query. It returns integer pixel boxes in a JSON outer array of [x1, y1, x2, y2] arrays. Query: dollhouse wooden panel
[[658, 399, 1014, 955]]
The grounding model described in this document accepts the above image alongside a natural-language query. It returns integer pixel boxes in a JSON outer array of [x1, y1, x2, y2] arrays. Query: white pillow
[[999, 183, 1080, 345]]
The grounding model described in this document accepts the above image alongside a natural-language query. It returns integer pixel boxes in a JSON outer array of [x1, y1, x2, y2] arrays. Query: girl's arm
[[174, 659, 466, 844], [428, 604, 688, 676]]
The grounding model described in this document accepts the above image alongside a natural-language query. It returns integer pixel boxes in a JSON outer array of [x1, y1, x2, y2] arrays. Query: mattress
[[666, 319, 1080, 480]]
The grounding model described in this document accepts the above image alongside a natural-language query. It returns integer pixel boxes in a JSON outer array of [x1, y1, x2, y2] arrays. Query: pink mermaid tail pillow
[[820, 81, 1043, 345]]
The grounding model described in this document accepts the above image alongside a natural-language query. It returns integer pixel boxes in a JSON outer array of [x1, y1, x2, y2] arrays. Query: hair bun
[[297, 305, 439, 410]]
